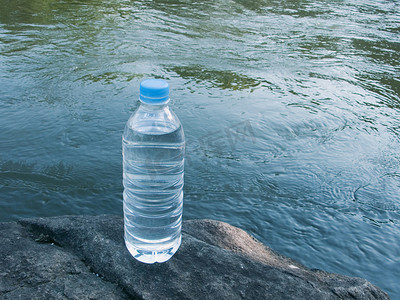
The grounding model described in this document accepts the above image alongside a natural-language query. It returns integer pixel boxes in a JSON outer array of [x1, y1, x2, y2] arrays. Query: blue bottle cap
[[139, 79, 170, 104]]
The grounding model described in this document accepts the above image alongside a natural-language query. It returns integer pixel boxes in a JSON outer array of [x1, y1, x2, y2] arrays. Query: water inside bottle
[[123, 125, 184, 263]]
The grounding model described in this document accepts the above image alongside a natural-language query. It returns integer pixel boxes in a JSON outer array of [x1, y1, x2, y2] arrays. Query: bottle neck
[[139, 99, 170, 111]]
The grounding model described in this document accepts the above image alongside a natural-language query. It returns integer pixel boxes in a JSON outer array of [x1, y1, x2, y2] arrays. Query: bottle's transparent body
[[122, 101, 184, 264]]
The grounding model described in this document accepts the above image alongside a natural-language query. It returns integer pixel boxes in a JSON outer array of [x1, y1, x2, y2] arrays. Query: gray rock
[[0, 215, 389, 300], [0, 221, 127, 300]]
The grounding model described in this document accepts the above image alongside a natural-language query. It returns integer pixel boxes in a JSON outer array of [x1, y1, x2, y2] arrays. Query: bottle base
[[125, 235, 181, 264]]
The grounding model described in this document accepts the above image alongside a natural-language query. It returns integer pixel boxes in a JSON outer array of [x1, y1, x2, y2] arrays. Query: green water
[[0, 0, 399, 297]]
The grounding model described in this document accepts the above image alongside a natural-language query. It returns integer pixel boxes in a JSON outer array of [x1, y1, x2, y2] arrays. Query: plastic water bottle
[[122, 79, 185, 264]]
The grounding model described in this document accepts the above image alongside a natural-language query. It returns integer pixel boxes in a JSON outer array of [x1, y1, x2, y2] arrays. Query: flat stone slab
[[0, 215, 389, 299]]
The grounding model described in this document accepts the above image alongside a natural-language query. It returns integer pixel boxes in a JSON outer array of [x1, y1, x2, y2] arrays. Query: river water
[[0, 0, 399, 297]]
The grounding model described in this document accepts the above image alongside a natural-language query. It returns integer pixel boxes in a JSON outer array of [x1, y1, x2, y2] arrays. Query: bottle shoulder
[[123, 104, 184, 142]]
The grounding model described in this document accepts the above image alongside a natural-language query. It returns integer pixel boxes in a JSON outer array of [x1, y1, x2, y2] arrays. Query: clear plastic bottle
[[122, 79, 184, 264]]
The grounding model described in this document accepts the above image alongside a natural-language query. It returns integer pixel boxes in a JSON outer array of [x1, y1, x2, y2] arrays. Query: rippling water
[[1, 0, 399, 297]]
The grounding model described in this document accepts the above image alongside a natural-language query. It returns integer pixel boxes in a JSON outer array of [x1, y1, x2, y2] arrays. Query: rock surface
[[0, 215, 389, 300]]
